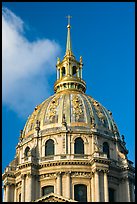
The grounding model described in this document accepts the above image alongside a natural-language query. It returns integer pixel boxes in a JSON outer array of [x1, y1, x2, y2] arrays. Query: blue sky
[[2, 2, 135, 172]]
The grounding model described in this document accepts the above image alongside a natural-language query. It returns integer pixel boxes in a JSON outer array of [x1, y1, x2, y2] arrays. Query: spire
[[66, 15, 72, 54], [54, 16, 86, 94]]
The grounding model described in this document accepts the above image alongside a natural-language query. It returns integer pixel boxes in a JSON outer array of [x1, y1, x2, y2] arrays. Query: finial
[[35, 120, 40, 134], [121, 135, 126, 146], [66, 15, 72, 26], [19, 130, 23, 141], [66, 15, 72, 53], [57, 57, 60, 65], [80, 56, 83, 64]]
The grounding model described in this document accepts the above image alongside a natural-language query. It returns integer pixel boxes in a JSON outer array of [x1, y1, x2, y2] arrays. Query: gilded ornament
[[72, 95, 83, 120], [46, 98, 59, 122], [26, 104, 41, 132]]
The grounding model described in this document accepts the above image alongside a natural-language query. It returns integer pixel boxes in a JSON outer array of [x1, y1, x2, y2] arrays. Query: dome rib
[[22, 91, 120, 138]]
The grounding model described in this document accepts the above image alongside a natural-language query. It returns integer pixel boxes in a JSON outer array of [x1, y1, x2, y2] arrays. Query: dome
[[3, 15, 135, 204], [20, 17, 120, 143], [22, 90, 119, 139]]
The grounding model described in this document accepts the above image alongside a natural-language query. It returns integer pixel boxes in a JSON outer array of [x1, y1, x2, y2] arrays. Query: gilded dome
[[22, 90, 119, 139], [21, 19, 120, 140]]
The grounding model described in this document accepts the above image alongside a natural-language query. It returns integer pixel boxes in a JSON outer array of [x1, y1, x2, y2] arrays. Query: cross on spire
[[66, 15, 72, 25]]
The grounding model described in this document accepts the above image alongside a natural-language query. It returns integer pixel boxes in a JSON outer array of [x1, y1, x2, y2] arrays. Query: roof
[[22, 91, 120, 139], [33, 193, 77, 202]]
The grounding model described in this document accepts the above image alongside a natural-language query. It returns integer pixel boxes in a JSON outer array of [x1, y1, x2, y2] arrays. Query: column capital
[[4, 182, 15, 186], [120, 175, 129, 182], [92, 168, 109, 174], [21, 174, 26, 179], [26, 172, 34, 178], [56, 171, 62, 176], [65, 171, 71, 176], [103, 169, 109, 174]]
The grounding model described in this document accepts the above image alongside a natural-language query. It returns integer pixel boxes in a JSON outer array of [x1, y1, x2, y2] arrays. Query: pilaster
[[21, 174, 25, 202], [14, 184, 17, 202], [65, 171, 71, 198], [56, 172, 62, 195], [6, 185, 9, 202], [26, 173, 33, 202], [91, 174, 95, 202], [104, 170, 109, 202], [94, 170, 100, 202]]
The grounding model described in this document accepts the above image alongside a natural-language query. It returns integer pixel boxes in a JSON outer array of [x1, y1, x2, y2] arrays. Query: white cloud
[[2, 7, 61, 117]]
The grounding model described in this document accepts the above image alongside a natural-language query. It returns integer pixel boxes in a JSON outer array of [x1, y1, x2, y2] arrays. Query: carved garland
[[45, 97, 59, 122], [93, 101, 107, 126], [72, 95, 83, 120]]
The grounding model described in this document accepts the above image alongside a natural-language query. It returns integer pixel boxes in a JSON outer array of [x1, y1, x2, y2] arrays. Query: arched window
[[74, 137, 84, 155], [103, 142, 110, 158], [72, 66, 77, 76], [24, 146, 30, 157], [45, 139, 54, 156], [42, 185, 54, 196], [62, 67, 65, 77], [74, 184, 87, 202]]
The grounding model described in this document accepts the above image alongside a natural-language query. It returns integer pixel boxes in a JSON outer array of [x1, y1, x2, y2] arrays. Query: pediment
[[34, 193, 77, 202]]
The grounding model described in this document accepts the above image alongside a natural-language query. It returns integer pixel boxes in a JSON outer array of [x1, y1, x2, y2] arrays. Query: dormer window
[[74, 137, 84, 155], [62, 67, 65, 77], [24, 146, 30, 157], [72, 66, 77, 76], [103, 142, 110, 158]]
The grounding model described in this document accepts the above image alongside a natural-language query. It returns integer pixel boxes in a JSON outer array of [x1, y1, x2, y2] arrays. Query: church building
[[2, 17, 135, 202]]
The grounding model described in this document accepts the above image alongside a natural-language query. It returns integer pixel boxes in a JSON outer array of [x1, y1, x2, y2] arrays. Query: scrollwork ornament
[[46, 97, 59, 122], [72, 95, 83, 120]]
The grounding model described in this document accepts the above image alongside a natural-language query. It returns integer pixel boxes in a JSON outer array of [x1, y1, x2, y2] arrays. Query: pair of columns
[[56, 172, 71, 198], [57, 67, 82, 80], [3, 183, 15, 202], [21, 173, 33, 202], [56, 170, 108, 202], [4, 185, 9, 202], [120, 177, 134, 202], [92, 170, 109, 202]]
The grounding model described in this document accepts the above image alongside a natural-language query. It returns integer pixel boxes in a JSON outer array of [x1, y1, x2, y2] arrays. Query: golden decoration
[[26, 104, 41, 132], [46, 97, 59, 121], [72, 95, 83, 120]]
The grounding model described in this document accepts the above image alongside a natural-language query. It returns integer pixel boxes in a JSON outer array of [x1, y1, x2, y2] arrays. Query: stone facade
[[2, 18, 135, 202]]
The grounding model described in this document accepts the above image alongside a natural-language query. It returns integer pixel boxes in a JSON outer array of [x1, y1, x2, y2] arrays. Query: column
[[21, 175, 25, 202], [56, 172, 61, 195], [5, 184, 9, 202], [26, 173, 33, 202], [79, 68, 82, 78], [94, 170, 100, 202], [14, 185, 17, 202], [91, 175, 95, 202], [35, 175, 40, 200], [60, 68, 62, 79], [57, 69, 59, 79], [70, 65, 72, 76], [66, 172, 71, 198], [76, 68, 79, 77], [67, 63, 70, 76], [125, 178, 130, 202], [104, 171, 109, 202], [80, 68, 82, 78], [120, 179, 124, 202], [3, 185, 6, 202], [117, 182, 122, 202], [131, 182, 135, 202]]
